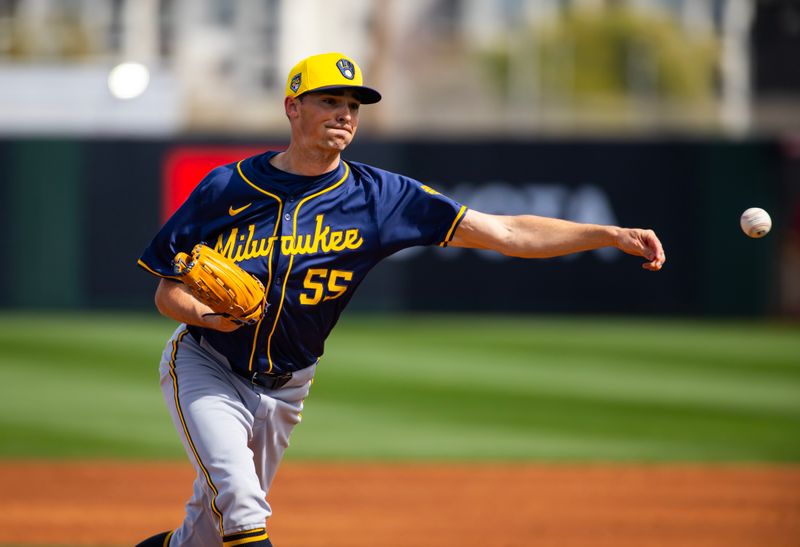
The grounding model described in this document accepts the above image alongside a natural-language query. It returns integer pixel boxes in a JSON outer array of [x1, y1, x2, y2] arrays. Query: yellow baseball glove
[[173, 244, 266, 326]]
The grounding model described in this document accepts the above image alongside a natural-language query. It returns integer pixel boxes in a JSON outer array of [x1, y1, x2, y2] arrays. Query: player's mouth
[[326, 125, 352, 135]]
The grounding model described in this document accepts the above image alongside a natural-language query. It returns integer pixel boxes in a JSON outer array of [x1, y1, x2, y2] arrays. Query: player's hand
[[616, 228, 666, 271], [203, 314, 243, 332]]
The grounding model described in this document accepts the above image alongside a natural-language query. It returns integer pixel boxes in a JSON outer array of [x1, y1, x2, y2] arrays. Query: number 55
[[299, 268, 354, 305]]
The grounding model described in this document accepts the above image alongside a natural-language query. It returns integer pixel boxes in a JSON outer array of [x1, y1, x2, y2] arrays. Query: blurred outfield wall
[[0, 137, 792, 316]]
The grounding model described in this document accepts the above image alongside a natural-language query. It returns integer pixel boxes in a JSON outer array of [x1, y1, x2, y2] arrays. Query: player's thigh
[[160, 353, 254, 455]]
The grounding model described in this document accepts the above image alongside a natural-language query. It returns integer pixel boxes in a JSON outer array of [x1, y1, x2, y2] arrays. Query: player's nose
[[336, 107, 353, 123]]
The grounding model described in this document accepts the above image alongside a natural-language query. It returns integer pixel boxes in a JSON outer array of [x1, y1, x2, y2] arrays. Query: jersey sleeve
[[137, 166, 228, 278], [373, 170, 467, 255]]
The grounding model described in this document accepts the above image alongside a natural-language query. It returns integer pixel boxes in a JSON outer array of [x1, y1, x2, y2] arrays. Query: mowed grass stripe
[[292, 398, 783, 461], [0, 312, 183, 458], [320, 316, 800, 416], [331, 316, 799, 372], [320, 342, 799, 416], [0, 362, 180, 458], [293, 399, 710, 460], [0, 312, 797, 461], [297, 364, 799, 461]]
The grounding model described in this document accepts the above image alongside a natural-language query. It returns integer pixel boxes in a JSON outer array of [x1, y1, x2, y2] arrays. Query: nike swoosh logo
[[229, 203, 252, 216]]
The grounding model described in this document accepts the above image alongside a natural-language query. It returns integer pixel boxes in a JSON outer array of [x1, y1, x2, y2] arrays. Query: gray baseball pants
[[158, 325, 314, 546]]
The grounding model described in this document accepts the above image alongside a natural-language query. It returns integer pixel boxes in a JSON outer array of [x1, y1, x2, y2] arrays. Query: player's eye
[[349, 102, 360, 111]]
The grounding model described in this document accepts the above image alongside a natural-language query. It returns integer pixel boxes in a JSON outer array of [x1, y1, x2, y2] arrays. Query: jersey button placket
[[275, 206, 293, 287]]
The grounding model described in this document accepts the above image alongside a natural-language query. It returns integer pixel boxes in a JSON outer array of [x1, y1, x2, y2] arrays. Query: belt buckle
[[251, 371, 292, 390]]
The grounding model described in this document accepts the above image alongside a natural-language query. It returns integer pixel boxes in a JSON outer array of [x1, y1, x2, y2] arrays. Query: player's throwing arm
[[450, 209, 665, 271]]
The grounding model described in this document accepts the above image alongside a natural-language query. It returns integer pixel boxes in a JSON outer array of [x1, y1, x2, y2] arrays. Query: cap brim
[[300, 85, 382, 104]]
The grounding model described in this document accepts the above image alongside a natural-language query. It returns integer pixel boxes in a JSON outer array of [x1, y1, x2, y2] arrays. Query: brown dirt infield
[[1, 462, 798, 546]]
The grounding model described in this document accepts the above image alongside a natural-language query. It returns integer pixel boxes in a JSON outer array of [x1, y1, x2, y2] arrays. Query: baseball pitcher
[[136, 52, 665, 547]]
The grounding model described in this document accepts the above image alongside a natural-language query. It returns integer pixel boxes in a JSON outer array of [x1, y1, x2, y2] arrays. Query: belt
[[187, 329, 294, 390], [249, 370, 293, 390]]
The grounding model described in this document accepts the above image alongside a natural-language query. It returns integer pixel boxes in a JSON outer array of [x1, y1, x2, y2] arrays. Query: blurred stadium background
[[1, 0, 799, 316], [0, 0, 799, 464]]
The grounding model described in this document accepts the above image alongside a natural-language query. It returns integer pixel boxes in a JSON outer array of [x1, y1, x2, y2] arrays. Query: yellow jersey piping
[[265, 162, 351, 373], [440, 205, 467, 247], [236, 160, 283, 372], [137, 259, 182, 280]]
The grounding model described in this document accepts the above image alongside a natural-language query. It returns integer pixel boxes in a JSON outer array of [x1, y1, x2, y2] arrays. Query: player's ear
[[285, 96, 301, 120]]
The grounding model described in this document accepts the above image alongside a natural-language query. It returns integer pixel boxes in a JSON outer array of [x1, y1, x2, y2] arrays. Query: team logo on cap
[[290, 73, 302, 93], [336, 59, 355, 80]]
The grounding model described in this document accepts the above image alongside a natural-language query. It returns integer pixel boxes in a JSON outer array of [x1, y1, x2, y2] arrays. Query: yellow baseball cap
[[285, 52, 382, 104]]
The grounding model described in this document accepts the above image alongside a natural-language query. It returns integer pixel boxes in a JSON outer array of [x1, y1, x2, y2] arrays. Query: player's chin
[[323, 135, 353, 151]]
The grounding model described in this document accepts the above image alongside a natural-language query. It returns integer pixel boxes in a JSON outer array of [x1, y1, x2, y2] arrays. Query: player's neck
[[270, 147, 340, 177]]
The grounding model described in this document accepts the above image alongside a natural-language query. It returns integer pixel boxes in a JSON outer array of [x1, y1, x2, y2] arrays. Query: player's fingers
[[635, 230, 664, 271], [643, 230, 665, 263], [656, 247, 666, 268], [642, 260, 662, 271], [646, 254, 665, 271], [619, 229, 665, 270]]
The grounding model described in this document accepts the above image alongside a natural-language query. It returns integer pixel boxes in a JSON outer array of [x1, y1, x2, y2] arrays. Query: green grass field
[[0, 311, 798, 462]]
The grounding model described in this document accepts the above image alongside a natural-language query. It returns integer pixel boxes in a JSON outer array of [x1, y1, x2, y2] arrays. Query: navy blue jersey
[[139, 151, 466, 376]]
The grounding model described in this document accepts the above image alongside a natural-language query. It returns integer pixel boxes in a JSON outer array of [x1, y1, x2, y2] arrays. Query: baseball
[[740, 207, 772, 238]]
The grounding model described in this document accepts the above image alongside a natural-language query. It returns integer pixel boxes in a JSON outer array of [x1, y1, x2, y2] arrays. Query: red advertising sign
[[161, 145, 286, 222]]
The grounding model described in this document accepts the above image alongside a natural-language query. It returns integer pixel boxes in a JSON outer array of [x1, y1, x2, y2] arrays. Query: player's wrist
[[586, 224, 621, 249], [198, 311, 241, 332]]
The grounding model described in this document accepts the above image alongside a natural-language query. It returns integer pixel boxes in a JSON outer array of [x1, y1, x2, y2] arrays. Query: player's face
[[292, 90, 361, 152]]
